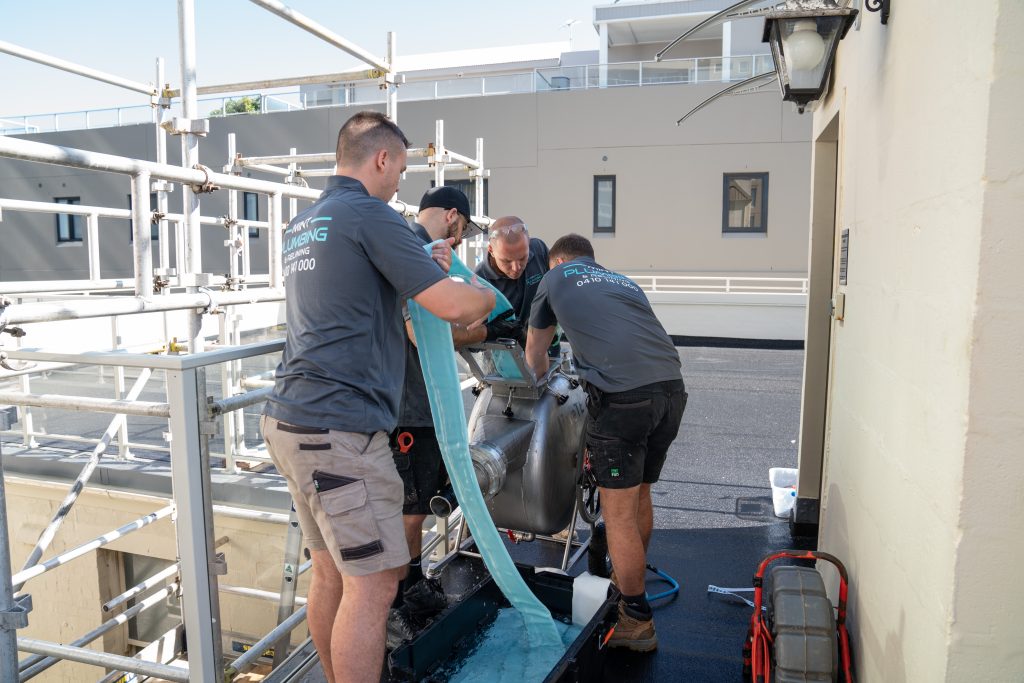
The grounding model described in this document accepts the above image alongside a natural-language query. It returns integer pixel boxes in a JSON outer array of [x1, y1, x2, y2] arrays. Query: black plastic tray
[[388, 562, 617, 682]]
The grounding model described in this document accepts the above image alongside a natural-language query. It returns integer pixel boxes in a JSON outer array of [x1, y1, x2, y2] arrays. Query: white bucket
[[769, 467, 798, 518]]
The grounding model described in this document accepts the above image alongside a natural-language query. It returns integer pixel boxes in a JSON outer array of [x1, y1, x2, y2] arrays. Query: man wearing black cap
[[387, 185, 487, 646]]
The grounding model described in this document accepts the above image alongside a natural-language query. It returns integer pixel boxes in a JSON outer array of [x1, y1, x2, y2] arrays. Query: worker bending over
[[525, 233, 686, 652], [467, 217, 553, 351]]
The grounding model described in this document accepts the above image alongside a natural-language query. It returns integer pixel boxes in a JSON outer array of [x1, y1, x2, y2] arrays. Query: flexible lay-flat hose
[[408, 243, 560, 647]]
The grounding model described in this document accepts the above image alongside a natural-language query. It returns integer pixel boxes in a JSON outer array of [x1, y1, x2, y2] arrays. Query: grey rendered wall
[[0, 83, 810, 281]]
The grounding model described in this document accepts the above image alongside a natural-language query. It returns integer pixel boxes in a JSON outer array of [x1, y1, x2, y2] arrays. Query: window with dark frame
[[429, 179, 489, 216], [55, 197, 83, 243], [127, 193, 160, 241], [593, 175, 615, 234], [244, 192, 260, 238], [722, 172, 769, 233]]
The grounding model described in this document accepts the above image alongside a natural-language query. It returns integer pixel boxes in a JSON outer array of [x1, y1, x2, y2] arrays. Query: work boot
[[403, 577, 447, 621], [607, 602, 657, 652], [386, 605, 421, 650]]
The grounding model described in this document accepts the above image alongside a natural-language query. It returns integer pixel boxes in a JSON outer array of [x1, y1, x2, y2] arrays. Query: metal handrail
[[627, 274, 809, 295], [1, 53, 774, 136]]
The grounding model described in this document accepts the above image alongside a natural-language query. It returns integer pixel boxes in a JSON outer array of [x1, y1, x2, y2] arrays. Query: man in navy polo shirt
[[468, 216, 554, 352], [525, 233, 686, 653], [262, 111, 495, 683]]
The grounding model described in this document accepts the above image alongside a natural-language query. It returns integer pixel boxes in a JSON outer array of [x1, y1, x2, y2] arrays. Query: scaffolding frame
[[0, 2, 496, 680]]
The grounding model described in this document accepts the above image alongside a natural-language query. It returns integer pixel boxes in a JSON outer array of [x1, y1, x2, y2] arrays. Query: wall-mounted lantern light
[[762, 1, 859, 113], [666, 0, 869, 124]]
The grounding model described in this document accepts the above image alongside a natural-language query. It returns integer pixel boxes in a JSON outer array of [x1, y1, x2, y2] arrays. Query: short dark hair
[[549, 233, 594, 262], [335, 111, 410, 167]]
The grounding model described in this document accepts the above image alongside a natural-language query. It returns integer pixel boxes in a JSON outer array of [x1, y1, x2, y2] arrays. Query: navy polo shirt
[[474, 237, 549, 323], [265, 176, 446, 434], [530, 257, 681, 393]]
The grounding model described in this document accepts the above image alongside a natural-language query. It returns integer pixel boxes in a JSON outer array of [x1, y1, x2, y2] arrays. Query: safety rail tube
[[11, 505, 174, 590], [238, 147, 430, 168], [212, 504, 290, 525], [220, 584, 308, 605], [225, 604, 308, 677], [172, 67, 386, 97], [0, 391, 170, 418], [18, 582, 179, 680], [17, 637, 189, 682], [210, 386, 272, 416], [246, 0, 389, 72], [103, 562, 179, 613], [0, 279, 134, 295], [0, 447, 21, 682], [0, 137, 321, 201], [19, 369, 154, 572], [0, 40, 156, 96], [2, 288, 283, 326]]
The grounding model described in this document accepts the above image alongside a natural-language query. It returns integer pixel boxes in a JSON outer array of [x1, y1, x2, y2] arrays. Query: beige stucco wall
[[810, 1, 1024, 680], [6, 476, 303, 682]]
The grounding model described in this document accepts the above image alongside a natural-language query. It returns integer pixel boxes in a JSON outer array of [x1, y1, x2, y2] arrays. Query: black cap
[[418, 186, 485, 236]]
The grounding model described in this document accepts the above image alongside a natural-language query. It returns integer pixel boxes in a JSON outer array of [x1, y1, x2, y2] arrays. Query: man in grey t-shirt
[[525, 233, 686, 654], [262, 111, 494, 683]]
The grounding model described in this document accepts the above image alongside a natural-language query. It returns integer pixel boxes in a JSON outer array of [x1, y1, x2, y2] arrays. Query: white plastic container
[[572, 572, 613, 626], [769, 467, 798, 518]]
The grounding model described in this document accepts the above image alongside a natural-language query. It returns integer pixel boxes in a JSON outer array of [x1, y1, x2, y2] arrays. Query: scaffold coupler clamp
[[197, 287, 222, 315], [0, 297, 26, 342], [0, 594, 33, 632], [190, 164, 220, 194]]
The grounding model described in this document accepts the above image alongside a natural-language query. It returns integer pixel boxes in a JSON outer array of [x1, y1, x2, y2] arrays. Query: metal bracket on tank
[[459, 341, 539, 395]]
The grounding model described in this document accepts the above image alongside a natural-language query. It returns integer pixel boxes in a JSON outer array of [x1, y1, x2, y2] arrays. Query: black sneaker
[[403, 577, 447, 621], [386, 605, 420, 650]]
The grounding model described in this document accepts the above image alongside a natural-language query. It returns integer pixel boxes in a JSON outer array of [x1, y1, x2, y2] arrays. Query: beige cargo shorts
[[261, 415, 410, 576]]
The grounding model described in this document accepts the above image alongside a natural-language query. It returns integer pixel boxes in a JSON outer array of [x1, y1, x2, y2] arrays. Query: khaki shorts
[[261, 415, 410, 576]]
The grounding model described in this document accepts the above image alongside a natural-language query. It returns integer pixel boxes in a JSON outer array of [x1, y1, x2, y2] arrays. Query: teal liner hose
[[408, 242, 560, 648]]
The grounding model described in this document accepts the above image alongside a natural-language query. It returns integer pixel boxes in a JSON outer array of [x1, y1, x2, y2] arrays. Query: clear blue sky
[[1, 1, 602, 118]]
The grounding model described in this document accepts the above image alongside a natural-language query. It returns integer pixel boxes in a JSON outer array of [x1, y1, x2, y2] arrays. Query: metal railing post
[[271, 506, 303, 666], [0, 428, 28, 683], [86, 212, 101, 279], [166, 366, 223, 681]]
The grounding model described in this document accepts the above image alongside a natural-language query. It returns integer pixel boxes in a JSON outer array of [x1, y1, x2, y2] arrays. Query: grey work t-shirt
[[530, 257, 681, 393], [265, 176, 446, 434], [397, 223, 435, 428], [474, 237, 549, 323]]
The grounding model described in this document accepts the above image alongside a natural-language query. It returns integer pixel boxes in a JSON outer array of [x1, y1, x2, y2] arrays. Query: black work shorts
[[585, 379, 687, 489], [389, 426, 449, 515]]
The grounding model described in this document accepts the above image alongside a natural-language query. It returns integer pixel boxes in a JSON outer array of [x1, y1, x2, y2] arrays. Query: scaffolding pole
[[0, 39, 156, 96], [0, 137, 321, 200], [16, 637, 189, 682], [11, 505, 174, 590], [2, 288, 283, 326], [18, 582, 179, 680], [245, 0, 389, 72]]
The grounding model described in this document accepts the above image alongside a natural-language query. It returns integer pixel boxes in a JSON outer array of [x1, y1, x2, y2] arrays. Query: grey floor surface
[[1, 344, 810, 682]]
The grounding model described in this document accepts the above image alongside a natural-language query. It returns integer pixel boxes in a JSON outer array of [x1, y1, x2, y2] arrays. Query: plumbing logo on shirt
[[283, 216, 331, 277]]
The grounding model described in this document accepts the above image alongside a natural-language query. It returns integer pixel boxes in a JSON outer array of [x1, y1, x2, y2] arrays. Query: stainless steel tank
[[459, 342, 587, 535]]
